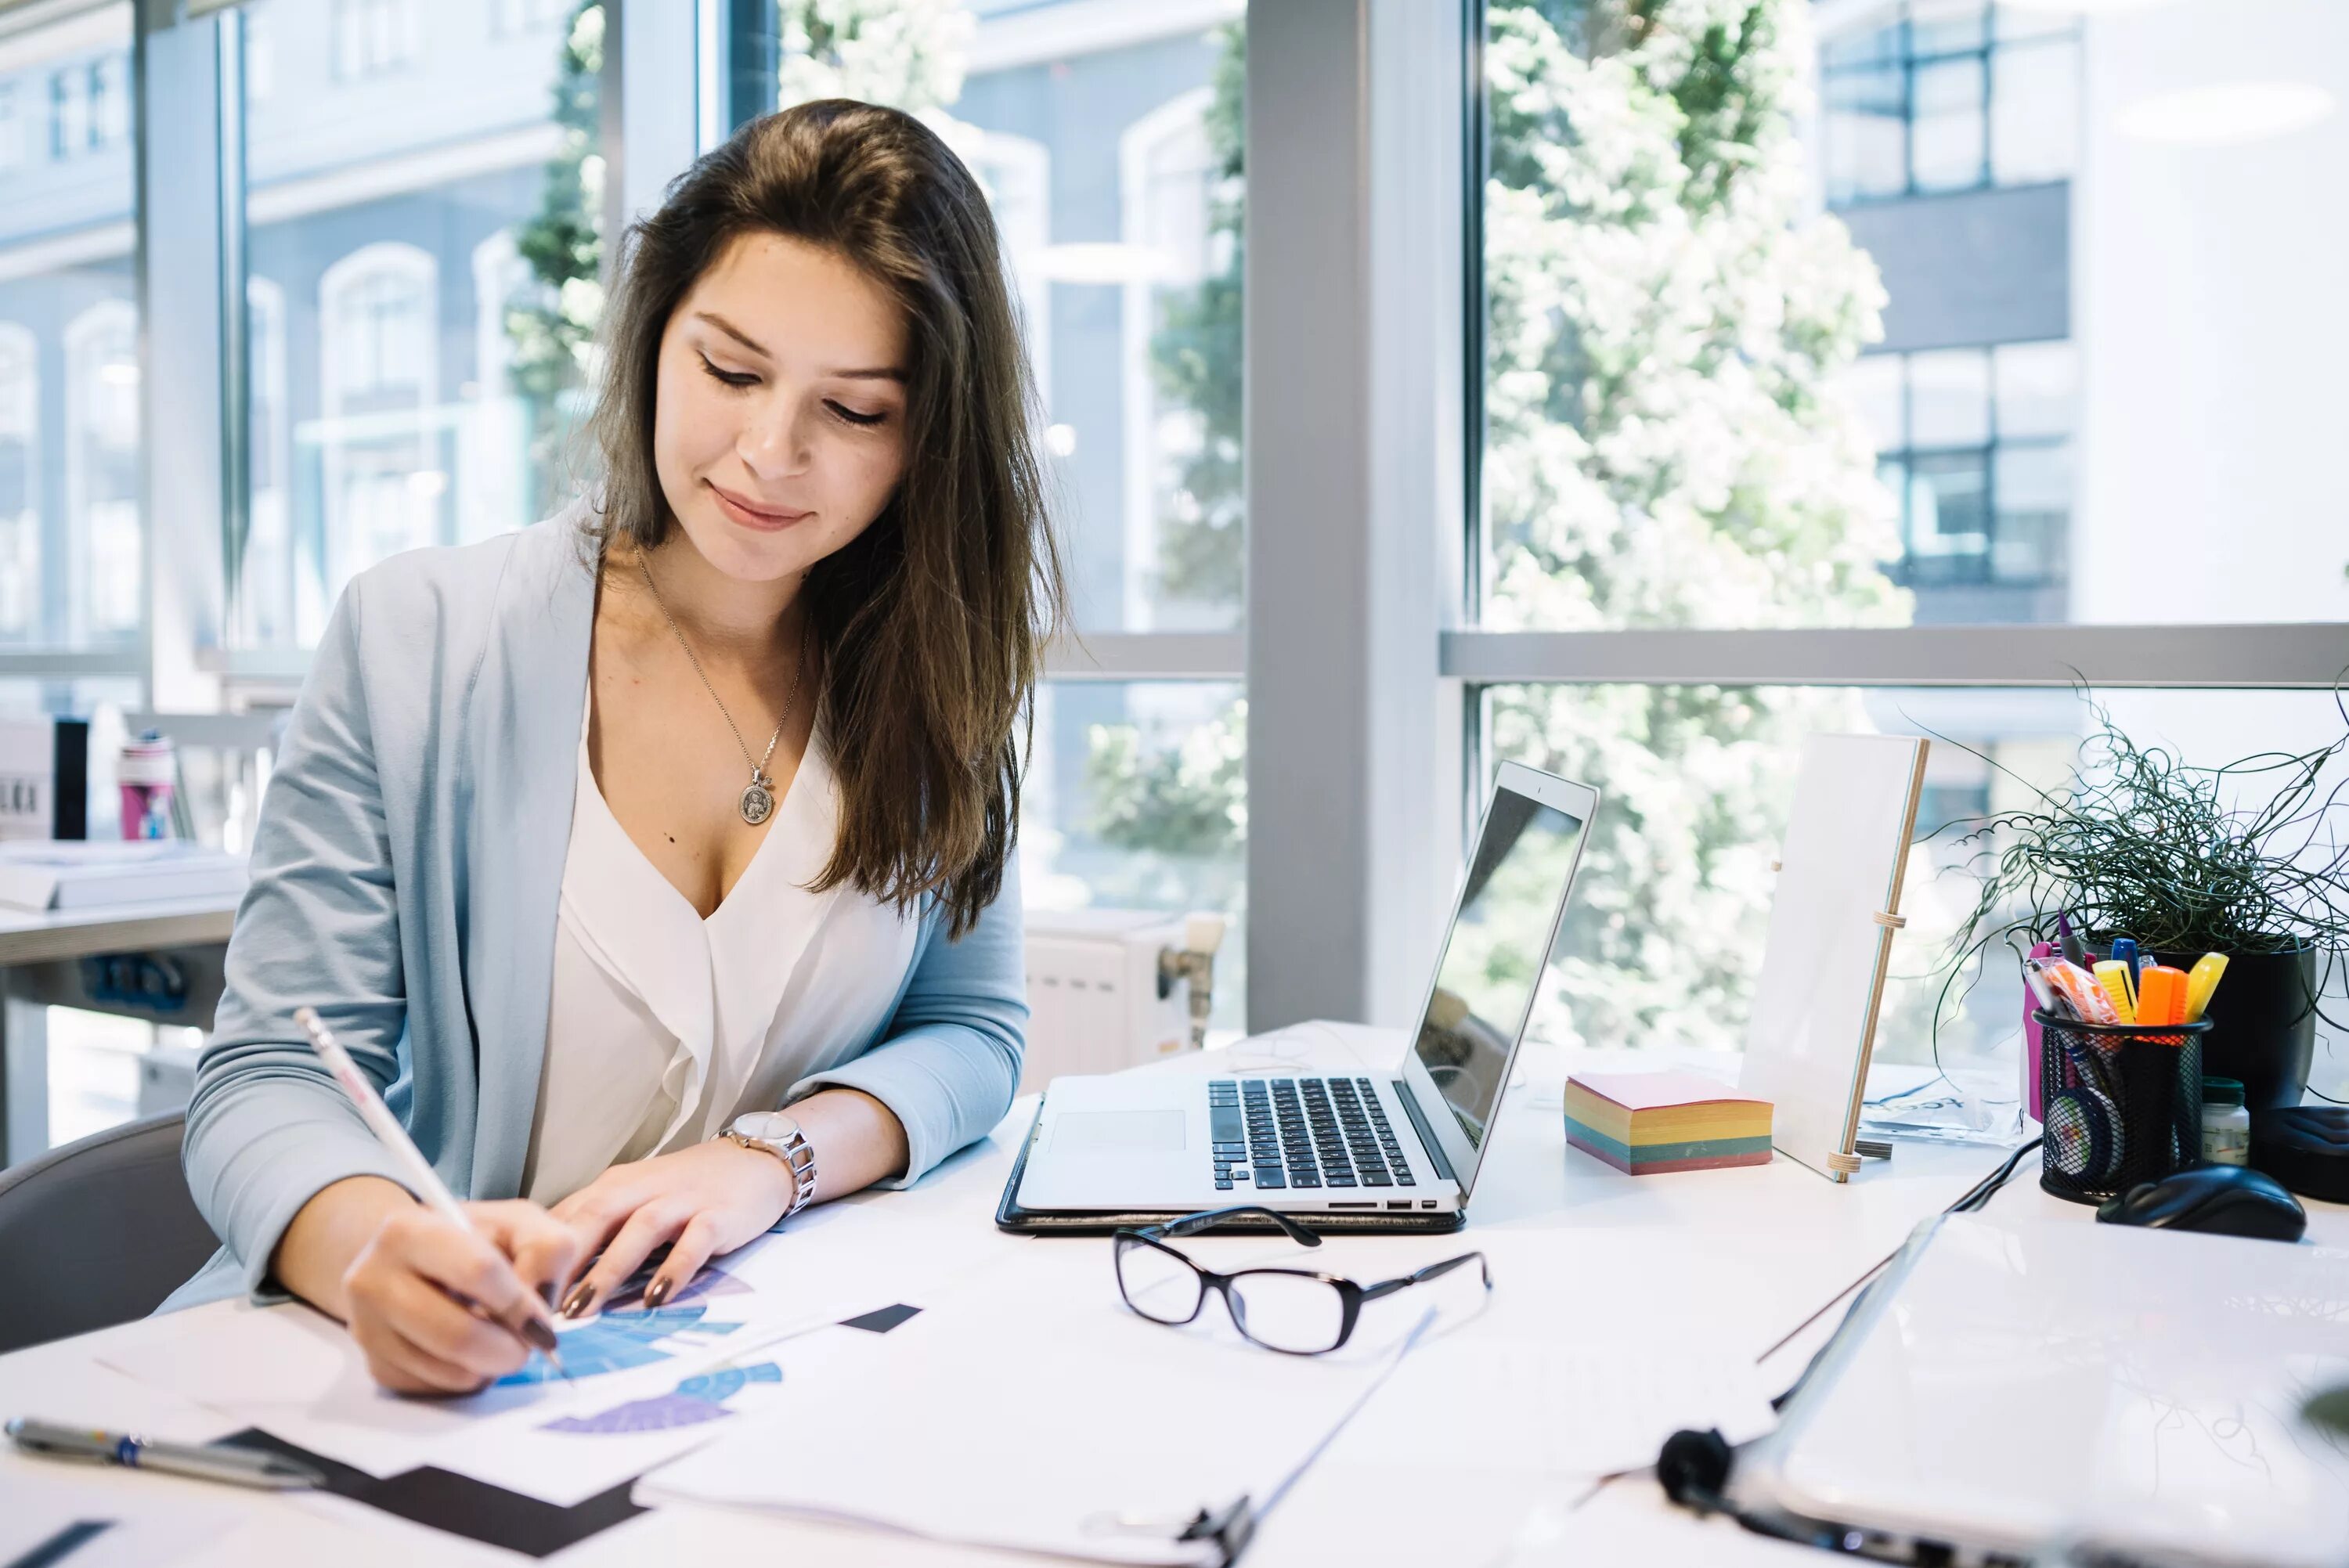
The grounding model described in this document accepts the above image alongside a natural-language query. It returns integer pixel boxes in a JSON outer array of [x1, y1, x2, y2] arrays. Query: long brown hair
[[583, 99, 1065, 938]]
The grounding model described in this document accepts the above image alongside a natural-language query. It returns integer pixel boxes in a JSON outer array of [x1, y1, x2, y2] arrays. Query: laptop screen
[[1409, 783, 1588, 1157]]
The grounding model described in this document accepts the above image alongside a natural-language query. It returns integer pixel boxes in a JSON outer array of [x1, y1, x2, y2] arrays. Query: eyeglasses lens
[[1115, 1237, 1205, 1324], [1226, 1271, 1347, 1354]]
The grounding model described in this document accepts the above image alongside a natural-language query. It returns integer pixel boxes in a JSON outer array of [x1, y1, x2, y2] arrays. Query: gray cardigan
[[165, 511, 1027, 1310]]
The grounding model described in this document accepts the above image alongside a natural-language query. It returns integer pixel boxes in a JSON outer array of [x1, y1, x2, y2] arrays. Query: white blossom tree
[[1480, 0, 1910, 1051]]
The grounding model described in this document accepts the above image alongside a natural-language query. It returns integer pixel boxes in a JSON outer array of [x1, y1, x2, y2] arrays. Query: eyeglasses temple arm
[[1359, 1250, 1491, 1302]]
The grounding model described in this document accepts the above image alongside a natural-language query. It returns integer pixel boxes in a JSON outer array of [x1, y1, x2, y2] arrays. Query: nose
[[739, 397, 814, 481]]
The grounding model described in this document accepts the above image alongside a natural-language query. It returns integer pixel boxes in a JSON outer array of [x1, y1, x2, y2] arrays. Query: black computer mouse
[[2095, 1163, 2307, 1242]]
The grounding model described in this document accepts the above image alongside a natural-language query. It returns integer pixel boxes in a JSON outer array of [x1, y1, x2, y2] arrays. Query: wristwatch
[[720, 1110, 817, 1221]]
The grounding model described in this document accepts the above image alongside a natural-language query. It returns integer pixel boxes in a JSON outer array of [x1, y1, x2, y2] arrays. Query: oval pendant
[[739, 778, 775, 826]]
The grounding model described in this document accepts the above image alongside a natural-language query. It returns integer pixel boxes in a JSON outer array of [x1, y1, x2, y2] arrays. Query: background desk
[[0, 895, 239, 1165], [2, 1025, 2340, 1567]]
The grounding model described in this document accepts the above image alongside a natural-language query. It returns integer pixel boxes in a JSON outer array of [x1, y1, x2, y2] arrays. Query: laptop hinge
[[1392, 1079, 1458, 1186]]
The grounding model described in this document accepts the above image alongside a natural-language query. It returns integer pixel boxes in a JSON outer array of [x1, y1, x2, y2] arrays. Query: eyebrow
[[692, 311, 907, 383]]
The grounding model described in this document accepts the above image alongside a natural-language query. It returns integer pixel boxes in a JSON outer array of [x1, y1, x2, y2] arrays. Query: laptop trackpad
[[1052, 1110, 1187, 1152]]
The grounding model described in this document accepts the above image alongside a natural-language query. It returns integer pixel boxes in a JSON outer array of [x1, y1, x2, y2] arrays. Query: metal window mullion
[[1441, 625, 2349, 690]]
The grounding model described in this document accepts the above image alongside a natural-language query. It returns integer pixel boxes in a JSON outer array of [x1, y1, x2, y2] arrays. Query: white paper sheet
[[99, 1269, 869, 1505], [0, 1475, 234, 1568], [637, 1245, 1450, 1566], [1333, 1333, 1777, 1480]]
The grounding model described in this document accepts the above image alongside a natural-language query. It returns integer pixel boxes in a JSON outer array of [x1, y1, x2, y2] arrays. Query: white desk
[[0, 894, 240, 1163], [2, 1026, 2338, 1568]]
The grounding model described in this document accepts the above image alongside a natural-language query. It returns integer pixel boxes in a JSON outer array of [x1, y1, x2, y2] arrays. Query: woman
[[167, 99, 1062, 1396]]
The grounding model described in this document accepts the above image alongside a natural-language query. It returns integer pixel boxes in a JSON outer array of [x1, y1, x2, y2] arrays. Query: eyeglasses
[[1112, 1206, 1492, 1356]]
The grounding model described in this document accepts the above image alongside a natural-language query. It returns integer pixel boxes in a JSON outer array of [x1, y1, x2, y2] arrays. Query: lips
[[709, 481, 812, 530]]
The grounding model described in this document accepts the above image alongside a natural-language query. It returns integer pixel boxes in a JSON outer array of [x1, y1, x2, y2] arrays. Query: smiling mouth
[[709, 481, 811, 527]]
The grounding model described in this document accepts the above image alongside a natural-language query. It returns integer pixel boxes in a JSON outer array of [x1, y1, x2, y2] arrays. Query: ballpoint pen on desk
[[5, 1417, 325, 1491], [291, 1007, 567, 1379]]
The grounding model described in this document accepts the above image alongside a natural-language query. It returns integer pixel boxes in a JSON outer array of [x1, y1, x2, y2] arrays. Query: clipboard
[[1736, 733, 1928, 1183]]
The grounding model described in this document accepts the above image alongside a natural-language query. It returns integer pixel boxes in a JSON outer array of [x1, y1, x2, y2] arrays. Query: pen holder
[[2035, 1011, 2210, 1204]]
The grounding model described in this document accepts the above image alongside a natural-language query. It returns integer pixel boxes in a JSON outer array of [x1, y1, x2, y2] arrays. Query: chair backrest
[[0, 1112, 220, 1355]]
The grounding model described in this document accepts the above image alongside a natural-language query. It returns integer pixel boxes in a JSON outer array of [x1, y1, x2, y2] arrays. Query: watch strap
[[726, 1119, 817, 1219]]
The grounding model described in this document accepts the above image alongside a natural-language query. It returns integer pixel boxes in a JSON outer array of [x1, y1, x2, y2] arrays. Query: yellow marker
[[2093, 960, 2137, 1025], [2183, 952, 2229, 1023]]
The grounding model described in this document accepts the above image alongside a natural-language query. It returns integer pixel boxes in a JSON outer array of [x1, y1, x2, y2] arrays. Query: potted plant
[[1937, 704, 2349, 1111]]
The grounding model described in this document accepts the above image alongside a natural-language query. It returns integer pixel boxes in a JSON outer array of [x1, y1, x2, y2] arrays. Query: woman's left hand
[[548, 1139, 795, 1317]]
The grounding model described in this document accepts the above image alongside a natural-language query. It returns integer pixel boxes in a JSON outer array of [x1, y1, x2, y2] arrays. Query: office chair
[[0, 1112, 220, 1355]]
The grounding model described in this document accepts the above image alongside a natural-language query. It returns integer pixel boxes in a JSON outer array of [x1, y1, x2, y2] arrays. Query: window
[[319, 243, 439, 594], [233, 0, 601, 646], [0, 4, 138, 656], [333, 0, 421, 79], [0, 85, 22, 170], [1820, 2, 2080, 206], [744, 2, 1251, 1019], [63, 301, 140, 643], [0, 324, 37, 640], [1848, 341, 2074, 604], [1470, 0, 2347, 1083], [493, 0, 572, 36]]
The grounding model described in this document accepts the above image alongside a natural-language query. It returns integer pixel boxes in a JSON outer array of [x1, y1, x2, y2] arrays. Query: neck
[[633, 532, 803, 658]]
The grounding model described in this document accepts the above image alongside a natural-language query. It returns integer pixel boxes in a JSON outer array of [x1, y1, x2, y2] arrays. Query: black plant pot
[[2152, 943, 2317, 1111]]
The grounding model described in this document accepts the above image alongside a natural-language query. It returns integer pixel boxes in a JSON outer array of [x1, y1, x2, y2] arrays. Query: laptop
[[1010, 762, 1597, 1225]]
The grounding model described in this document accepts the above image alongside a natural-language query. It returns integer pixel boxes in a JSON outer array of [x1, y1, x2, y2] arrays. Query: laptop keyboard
[[1207, 1076, 1416, 1193]]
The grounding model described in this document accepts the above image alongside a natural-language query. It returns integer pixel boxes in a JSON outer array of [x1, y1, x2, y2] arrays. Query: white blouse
[[520, 712, 925, 1206]]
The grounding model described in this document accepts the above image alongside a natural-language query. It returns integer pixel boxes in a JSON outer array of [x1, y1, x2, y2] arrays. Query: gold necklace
[[635, 550, 810, 827]]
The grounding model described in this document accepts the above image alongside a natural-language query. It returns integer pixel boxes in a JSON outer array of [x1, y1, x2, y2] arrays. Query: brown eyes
[[697, 355, 891, 428]]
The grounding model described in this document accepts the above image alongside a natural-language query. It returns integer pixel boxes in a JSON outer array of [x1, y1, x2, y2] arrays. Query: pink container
[[118, 731, 175, 840]]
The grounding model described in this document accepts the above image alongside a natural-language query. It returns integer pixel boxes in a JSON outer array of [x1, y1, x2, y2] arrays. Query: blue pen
[[2110, 937, 2141, 992]]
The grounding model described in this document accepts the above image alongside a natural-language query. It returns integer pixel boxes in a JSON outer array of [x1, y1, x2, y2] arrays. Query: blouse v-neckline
[[576, 705, 814, 926]]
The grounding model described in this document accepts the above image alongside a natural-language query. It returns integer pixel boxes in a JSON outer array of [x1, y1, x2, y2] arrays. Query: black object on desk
[[2250, 1105, 2349, 1204], [2035, 1010, 2208, 1204], [2095, 1163, 2308, 1242]]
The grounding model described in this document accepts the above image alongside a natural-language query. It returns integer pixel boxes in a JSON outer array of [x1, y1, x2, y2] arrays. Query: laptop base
[[994, 1105, 1467, 1235]]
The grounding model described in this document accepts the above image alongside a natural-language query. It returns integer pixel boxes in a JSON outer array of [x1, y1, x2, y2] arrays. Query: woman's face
[[651, 230, 911, 583]]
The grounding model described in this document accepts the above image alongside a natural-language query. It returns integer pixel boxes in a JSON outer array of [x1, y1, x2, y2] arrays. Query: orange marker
[[2136, 964, 2188, 1029]]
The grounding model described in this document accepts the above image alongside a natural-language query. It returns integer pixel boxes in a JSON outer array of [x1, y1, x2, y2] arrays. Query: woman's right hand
[[275, 1177, 583, 1394]]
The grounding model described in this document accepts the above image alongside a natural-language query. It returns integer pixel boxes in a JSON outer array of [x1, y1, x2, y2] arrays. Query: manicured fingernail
[[539, 1281, 559, 1310], [560, 1282, 597, 1318], [642, 1278, 672, 1310], [521, 1317, 561, 1354]]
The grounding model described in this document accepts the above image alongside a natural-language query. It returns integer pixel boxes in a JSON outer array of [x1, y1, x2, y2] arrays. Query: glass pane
[[802, 10, 1247, 633], [1991, 441, 2068, 584], [233, 0, 597, 648], [1990, 36, 2077, 186], [0, 3, 139, 651], [1993, 340, 2074, 440], [1911, 56, 1987, 192], [1908, 348, 1991, 447], [1902, 450, 1990, 582], [1481, 0, 2337, 631], [1481, 684, 2349, 1102], [1994, 4, 2077, 45], [1908, 3, 1987, 56], [1823, 64, 1907, 204], [1844, 353, 1905, 452], [1024, 680, 1246, 1031]]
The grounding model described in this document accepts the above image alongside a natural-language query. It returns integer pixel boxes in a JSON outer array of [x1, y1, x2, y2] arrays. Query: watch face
[[732, 1111, 800, 1144]]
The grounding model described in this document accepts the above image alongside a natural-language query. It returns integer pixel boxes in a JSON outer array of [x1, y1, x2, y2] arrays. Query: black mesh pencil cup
[[2035, 1010, 2209, 1203]]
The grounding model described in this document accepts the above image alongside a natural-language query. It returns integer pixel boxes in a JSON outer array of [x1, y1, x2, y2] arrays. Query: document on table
[[99, 1263, 879, 1506], [0, 1476, 233, 1568], [637, 1245, 1452, 1566], [1331, 1333, 1777, 1480]]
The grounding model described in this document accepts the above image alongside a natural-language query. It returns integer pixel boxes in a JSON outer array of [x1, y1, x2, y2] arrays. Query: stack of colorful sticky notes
[[1564, 1071, 1773, 1174]]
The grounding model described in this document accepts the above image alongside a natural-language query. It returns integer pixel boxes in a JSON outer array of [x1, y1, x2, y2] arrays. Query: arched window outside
[[319, 241, 439, 595], [1119, 87, 1217, 630], [63, 299, 140, 642], [0, 323, 37, 640]]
